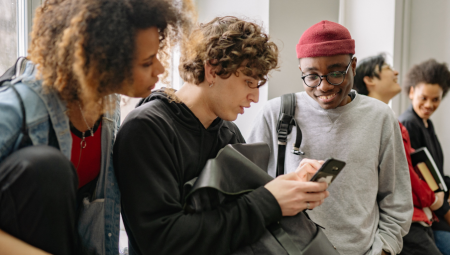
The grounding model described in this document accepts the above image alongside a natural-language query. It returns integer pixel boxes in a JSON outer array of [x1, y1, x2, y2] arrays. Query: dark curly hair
[[353, 53, 386, 95], [404, 59, 450, 98], [28, 0, 193, 119], [179, 16, 278, 87]]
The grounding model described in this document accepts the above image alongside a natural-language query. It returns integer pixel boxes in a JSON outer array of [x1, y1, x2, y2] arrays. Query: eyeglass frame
[[301, 57, 355, 88]]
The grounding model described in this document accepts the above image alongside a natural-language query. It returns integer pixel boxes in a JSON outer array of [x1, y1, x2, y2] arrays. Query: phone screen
[[309, 158, 346, 185]]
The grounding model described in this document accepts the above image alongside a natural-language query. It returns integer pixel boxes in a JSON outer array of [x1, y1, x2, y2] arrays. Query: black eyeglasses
[[301, 58, 354, 88]]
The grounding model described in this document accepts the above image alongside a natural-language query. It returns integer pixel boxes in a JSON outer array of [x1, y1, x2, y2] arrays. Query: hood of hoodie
[[137, 89, 224, 133]]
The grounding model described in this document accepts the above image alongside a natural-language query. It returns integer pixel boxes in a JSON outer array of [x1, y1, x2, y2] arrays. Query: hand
[[430, 191, 445, 211], [265, 166, 329, 216], [0, 229, 51, 255], [295, 158, 324, 182]]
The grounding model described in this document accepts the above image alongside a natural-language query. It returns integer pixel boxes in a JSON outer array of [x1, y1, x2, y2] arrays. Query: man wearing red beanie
[[248, 20, 413, 255]]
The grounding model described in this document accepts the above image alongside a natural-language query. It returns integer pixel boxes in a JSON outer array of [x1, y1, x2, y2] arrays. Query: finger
[[306, 200, 322, 210], [302, 191, 328, 202], [296, 163, 322, 177], [277, 171, 301, 181], [298, 181, 328, 192], [299, 158, 323, 171]]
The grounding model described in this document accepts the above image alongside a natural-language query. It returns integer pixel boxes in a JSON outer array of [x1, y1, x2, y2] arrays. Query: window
[[0, 0, 17, 74]]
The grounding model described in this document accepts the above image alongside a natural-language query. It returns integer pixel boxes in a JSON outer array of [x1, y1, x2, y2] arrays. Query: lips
[[317, 92, 338, 103], [421, 109, 433, 116]]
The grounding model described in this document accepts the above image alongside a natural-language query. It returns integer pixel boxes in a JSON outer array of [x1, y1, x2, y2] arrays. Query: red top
[[400, 122, 437, 225], [71, 121, 102, 188]]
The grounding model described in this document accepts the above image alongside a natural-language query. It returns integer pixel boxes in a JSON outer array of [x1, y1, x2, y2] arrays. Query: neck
[[67, 103, 101, 132], [175, 82, 217, 129], [368, 91, 390, 104]]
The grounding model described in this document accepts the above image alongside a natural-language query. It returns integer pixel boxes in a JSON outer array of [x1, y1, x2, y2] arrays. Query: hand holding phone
[[309, 158, 346, 185]]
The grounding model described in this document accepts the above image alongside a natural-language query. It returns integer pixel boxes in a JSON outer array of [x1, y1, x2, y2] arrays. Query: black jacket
[[399, 105, 450, 231], [114, 91, 281, 255]]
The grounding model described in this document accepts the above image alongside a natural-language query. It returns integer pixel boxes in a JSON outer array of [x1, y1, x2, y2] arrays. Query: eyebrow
[[326, 62, 347, 69], [303, 66, 318, 72], [143, 54, 156, 61]]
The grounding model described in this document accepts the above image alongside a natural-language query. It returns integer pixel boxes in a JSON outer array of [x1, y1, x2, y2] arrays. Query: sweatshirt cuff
[[379, 232, 398, 255], [246, 186, 282, 226]]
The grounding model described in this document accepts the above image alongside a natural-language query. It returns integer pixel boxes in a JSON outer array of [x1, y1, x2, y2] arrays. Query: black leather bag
[[183, 143, 339, 255]]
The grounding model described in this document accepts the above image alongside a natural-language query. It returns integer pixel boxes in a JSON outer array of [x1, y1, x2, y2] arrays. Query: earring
[[209, 81, 214, 87]]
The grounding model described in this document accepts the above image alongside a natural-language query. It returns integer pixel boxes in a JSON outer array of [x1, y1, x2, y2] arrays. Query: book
[[410, 147, 448, 193]]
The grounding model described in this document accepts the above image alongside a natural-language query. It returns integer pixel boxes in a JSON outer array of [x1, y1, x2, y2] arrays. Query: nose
[[317, 77, 335, 92], [153, 57, 165, 76], [394, 69, 399, 76], [249, 87, 259, 104], [424, 99, 434, 109]]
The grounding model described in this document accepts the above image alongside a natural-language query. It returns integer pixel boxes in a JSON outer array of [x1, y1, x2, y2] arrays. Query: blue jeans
[[434, 230, 450, 255]]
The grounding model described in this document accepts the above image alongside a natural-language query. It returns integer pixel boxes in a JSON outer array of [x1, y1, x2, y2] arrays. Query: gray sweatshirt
[[247, 91, 413, 255]]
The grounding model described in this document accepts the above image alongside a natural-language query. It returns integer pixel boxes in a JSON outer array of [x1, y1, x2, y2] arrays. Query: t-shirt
[[70, 120, 102, 188]]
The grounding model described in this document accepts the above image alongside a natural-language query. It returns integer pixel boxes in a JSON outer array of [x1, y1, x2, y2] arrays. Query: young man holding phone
[[248, 21, 413, 255]]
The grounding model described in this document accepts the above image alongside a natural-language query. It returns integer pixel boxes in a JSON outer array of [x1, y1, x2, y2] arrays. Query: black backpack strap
[[276, 93, 304, 176]]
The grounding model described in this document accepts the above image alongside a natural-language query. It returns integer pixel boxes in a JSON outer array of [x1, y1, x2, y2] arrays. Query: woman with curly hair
[[114, 16, 329, 255], [0, 0, 189, 254], [399, 59, 450, 255]]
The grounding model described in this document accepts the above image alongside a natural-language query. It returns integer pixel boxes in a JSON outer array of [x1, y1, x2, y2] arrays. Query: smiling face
[[299, 54, 357, 109], [409, 83, 443, 121], [120, 27, 164, 98], [208, 67, 260, 121]]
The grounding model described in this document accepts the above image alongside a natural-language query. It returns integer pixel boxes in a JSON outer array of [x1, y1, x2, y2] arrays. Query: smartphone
[[309, 158, 346, 185]]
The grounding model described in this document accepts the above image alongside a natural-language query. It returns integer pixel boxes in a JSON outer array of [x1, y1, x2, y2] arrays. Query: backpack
[[276, 93, 303, 176], [184, 143, 340, 255], [0, 57, 59, 149], [0, 57, 33, 148]]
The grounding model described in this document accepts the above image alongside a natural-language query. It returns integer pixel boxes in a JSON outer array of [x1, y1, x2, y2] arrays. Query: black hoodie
[[113, 91, 282, 255]]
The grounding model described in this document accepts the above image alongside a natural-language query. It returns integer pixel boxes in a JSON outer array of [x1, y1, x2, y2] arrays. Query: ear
[[363, 76, 376, 92], [351, 57, 357, 76], [204, 61, 216, 84], [409, 86, 415, 100]]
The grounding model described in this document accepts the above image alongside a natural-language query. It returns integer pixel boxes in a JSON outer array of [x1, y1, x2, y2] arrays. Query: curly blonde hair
[[179, 16, 278, 87], [28, 0, 193, 119]]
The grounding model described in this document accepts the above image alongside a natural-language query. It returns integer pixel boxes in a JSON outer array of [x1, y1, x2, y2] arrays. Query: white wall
[[406, 0, 450, 175], [268, 0, 340, 99], [195, 0, 269, 140], [340, 0, 396, 63]]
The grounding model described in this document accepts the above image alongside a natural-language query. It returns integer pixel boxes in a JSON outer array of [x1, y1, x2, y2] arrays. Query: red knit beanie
[[296, 20, 355, 58]]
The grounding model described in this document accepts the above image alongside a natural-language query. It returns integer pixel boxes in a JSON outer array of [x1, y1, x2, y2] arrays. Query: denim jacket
[[0, 61, 120, 254]]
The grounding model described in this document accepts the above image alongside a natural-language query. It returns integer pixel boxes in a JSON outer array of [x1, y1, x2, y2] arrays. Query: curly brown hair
[[179, 16, 278, 87], [404, 59, 450, 98], [28, 0, 194, 118]]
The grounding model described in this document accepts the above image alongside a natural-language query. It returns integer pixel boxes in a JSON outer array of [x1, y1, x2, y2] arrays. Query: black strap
[[268, 222, 302, 255], [276, 93, 304, 176]]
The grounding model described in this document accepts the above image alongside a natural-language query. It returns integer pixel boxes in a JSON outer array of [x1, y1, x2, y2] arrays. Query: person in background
[[353, 53, 445, 255], [114, 16, 330, 255], [0, 0, 187, 254], [399, 59, 450, 255], [247, 21, 413, 255]]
